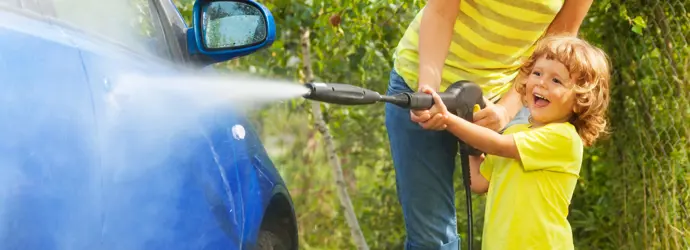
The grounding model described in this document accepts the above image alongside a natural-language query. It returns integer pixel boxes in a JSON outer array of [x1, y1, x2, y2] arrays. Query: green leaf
[[632, 15, 646, 28], [632, 25, 643, 35]]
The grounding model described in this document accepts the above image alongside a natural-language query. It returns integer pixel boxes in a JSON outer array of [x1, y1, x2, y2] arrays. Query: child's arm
[[446, 115, 520, 160], [418, 86, 521, 160], [469, 155, 489, 194]]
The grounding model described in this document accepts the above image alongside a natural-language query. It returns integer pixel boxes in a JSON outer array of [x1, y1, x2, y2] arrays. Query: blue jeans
[[384, 69, 529, 250]]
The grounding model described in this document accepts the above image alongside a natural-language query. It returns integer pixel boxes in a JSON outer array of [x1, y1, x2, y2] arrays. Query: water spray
[[302, 80, 486, 250]]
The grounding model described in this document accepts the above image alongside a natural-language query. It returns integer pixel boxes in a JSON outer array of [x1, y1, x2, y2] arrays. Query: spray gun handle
[[407, 80, 486, 111], [445, 80, 486, 157]]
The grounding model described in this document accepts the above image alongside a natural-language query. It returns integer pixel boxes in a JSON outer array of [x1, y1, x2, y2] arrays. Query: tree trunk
[[299, 28, 370, 250]]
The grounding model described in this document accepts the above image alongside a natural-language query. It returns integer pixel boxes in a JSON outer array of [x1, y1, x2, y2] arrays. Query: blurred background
[[172, 0, 688, 249]]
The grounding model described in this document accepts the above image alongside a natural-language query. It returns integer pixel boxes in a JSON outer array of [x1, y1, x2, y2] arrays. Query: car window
[[18, 0, 39, 13], [0, 0, 55, 17], [49, 0, 171, 60], [0, 0, 19, 8]]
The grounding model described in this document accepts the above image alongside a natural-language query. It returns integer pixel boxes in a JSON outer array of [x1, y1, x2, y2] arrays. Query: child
[[418, 35, 611, 249]]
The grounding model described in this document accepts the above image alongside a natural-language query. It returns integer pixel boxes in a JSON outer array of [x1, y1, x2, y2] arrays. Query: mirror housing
[[186, 0, 276, 66]]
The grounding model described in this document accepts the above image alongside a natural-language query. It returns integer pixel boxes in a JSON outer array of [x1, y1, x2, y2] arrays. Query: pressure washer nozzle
[[302, 82, 384, 105]]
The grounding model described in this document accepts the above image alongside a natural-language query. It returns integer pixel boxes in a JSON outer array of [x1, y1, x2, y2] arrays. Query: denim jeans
[[384, 69, 529, 250]]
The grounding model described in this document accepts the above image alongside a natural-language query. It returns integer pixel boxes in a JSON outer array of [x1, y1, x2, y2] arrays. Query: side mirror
[[187, 0, 276, 65]]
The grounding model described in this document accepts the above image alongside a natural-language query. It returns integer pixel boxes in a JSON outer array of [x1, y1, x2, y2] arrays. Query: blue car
[[0, 0, 297, 249]]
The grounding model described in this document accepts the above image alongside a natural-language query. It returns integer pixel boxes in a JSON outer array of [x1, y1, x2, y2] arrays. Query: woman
[[384, 0, 593, 249]]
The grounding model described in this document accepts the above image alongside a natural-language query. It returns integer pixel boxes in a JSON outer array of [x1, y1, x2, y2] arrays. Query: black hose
[[460, 144, 473, 250]]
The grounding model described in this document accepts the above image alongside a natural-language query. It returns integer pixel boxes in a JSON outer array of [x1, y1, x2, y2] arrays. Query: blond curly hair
[[514, 35, 612, 147]]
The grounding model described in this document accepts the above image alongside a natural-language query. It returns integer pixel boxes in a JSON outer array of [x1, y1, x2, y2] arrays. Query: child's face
[[525, 56, 577, 126]]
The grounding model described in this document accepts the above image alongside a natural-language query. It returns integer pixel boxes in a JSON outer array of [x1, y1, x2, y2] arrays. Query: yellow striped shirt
[[393, 0, 564, 102]]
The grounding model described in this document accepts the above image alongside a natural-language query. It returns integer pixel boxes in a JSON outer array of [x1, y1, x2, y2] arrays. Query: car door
[[149, 1, 289, 247], [45, 0, 252, 248], [0, 2, 100, 249]]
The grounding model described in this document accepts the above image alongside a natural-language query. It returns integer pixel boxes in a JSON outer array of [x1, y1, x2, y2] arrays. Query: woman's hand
[[415, 86, 452, 131], [410, 86, 446, 126]]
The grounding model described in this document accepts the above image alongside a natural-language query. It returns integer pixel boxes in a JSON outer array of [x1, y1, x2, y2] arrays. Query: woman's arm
[[411, 0, 461, 123], [417, 0, 460, 91], [546, 0, 594, 36]]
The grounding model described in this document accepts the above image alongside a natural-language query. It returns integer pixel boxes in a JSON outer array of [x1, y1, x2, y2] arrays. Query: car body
[[0, 0, 297, 249]]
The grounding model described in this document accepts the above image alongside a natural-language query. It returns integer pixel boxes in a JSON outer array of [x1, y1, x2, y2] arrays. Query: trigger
[[473, 104, 481, 113]]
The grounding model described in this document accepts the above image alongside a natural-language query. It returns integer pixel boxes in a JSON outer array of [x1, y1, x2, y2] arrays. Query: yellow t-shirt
[[479, 122, 583, 250], [393, 0, 564, 102]]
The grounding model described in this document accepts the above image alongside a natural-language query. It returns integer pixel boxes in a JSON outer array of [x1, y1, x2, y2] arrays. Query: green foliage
[[571, 1, 690, 249], [175, 0, 689, 249]]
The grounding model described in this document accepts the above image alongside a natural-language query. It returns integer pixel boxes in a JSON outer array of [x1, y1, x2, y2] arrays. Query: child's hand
[[417, 86, 451, 131], [473, 97, 509, 132]]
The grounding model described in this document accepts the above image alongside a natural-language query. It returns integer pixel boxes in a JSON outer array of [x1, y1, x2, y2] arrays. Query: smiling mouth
[[534, 93, 550, 108]]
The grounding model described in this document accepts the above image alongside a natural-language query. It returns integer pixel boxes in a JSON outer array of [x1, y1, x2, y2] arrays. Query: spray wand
[[302, 80, 486, 249]]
